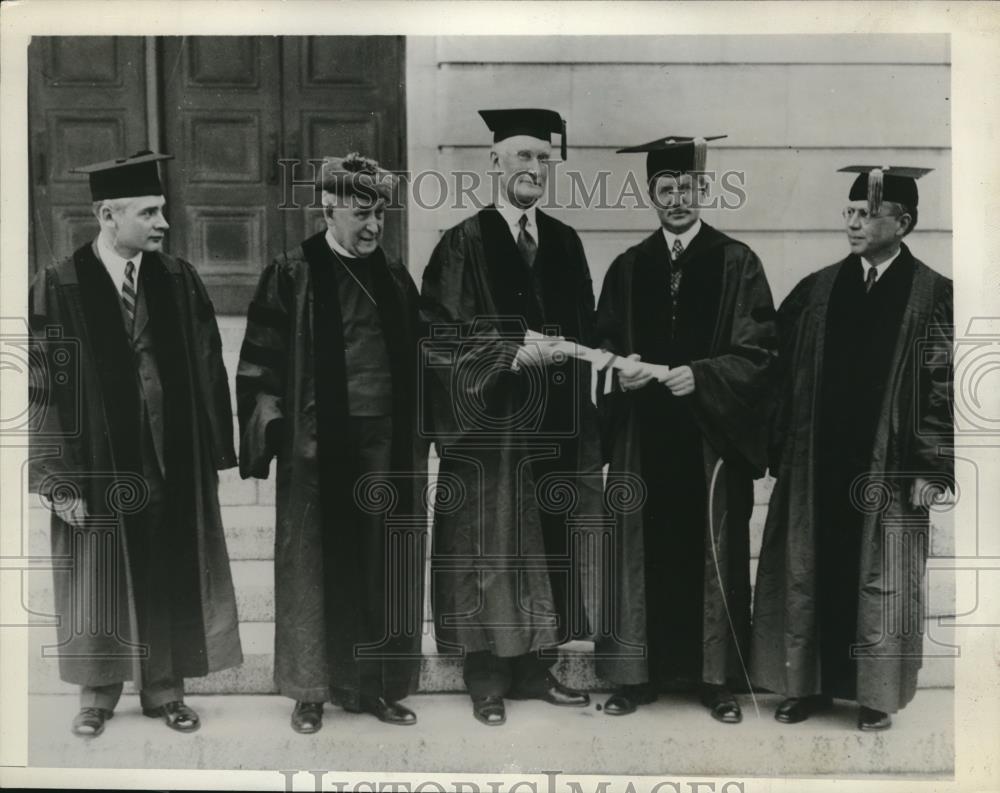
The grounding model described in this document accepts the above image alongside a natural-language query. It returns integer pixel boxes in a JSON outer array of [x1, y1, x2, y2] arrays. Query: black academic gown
[[751, 244, 954, 714], [816, 254, 917, 697], [595, 224, 777, 688], [28, 243, 242, 688], [237, 234, 427, 706], [420, 206, 605, 666]]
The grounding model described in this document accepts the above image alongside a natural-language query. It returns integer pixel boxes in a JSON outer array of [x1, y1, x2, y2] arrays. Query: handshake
[[513, 331, 695, 396]]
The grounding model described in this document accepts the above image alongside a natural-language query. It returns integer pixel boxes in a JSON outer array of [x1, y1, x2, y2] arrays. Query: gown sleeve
[[418, 225, 524, 441], [688, 248, 779, 475], [236, 256, 292, 478]]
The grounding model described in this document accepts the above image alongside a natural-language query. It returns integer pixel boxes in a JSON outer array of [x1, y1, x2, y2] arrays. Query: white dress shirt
[[96, 234, 143, 297], [661, 219, 702, 259], [861, 247, 902, 285], [496, 199, 539, 245]]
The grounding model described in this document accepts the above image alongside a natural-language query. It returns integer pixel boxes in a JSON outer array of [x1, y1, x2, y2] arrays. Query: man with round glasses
[[751, 166, 954, 732]]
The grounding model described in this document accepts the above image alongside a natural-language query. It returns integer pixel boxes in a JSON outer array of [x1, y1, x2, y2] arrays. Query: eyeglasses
[[842, 206, 900, 224]]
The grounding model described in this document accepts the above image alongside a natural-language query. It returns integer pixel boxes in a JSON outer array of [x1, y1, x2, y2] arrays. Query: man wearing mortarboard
[[751, 166, 954, 731], [420, 108, 600, 725], [593, 136, 778, 723], [236, 153, 427, 733], [28, 151, 242, 737]]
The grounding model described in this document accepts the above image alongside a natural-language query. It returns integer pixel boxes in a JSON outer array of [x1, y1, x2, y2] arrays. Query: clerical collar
[[96, 233, 143, 296], [861, 247, 902, 284], [661, 219, 702, 254], [325, 229, 360, 260], [495, 199, 538, 244]]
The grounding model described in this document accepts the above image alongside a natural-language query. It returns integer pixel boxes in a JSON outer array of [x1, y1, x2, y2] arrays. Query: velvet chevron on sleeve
[[236, 257, 292, 479]]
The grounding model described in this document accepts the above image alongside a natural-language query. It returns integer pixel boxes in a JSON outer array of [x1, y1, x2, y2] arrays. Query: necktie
[[517, 214, 537, 269], [669, 238, 684, 326], [865, 265, 878, 293], [671, 238, 685, 261], [122, 260, 137, 335]]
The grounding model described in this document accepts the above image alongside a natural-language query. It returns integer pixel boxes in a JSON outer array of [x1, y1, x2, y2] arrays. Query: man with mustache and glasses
[[751, 166, 953, 732], [593, 136, 777, 724], [28, 151, 242, 738], [237, 153, 427, 734], [420, 108, 600, 726]]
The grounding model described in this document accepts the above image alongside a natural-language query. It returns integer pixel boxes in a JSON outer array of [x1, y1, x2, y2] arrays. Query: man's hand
[[512, 336, 565, 371], [661, 365, 695, 396], [910, 477, 945, 510], [44, 495, 89, 528], [618, 353, 656, 391]]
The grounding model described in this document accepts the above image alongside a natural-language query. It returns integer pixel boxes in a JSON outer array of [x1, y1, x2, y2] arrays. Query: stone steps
[[26, 617, 957, 695], [24, 552, 963, 626], [23, 492, 959, 697], [26, 494, 957, 562], [27, 688, 955, 775]]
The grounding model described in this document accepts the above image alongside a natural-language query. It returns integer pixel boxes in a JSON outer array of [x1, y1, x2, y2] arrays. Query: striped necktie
[[517, 214, 537, 269], [122, 260, 136, 335]]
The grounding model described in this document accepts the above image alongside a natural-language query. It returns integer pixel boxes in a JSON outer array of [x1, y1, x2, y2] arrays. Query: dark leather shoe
[[71, 707, 112, 737], [353, 696, 416, 726], [603, 692, 638, 716], [774, 695, 833, 724], [142, 700, 200, 733], [291, 701, 324, 734], [858, 706, 892, 731], [511, 675, 590, 707], [540, 679, 590, 707], [472, 695, 506, 726], [603, 685, 656, 716], [700, 685, 742, 724]]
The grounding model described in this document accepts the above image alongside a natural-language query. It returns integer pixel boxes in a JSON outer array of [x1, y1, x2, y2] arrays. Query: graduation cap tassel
[[692, 137, 708, 174], [561, 118, 567, 162], [868, 167, 884, 216]]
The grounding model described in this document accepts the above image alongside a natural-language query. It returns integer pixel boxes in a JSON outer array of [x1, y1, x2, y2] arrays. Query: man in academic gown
[[237, 153, 427, 733], [593, 136, 778, 723], [28, 151, 242, 738], [420, 108, 601, 726], [750, 166, 953, 731]]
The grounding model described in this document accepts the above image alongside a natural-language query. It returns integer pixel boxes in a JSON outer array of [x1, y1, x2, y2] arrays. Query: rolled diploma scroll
[[523, 330, 671, 383]]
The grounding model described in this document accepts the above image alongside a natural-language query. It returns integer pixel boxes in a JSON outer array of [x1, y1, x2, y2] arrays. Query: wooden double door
[[29, 36, 406, 314]]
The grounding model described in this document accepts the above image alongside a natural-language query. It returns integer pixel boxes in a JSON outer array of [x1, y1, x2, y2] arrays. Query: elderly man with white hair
[[237, 153, 427, 733], [420, 108, 602, 726]]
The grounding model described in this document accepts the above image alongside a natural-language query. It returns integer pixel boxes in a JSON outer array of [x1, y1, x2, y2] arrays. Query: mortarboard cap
[[318, 152, 397, 203], [839, 165, 932, 215], [479, 108, 568, 160], [617, 135, 727, 182], [70, 150, 173, 201]]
